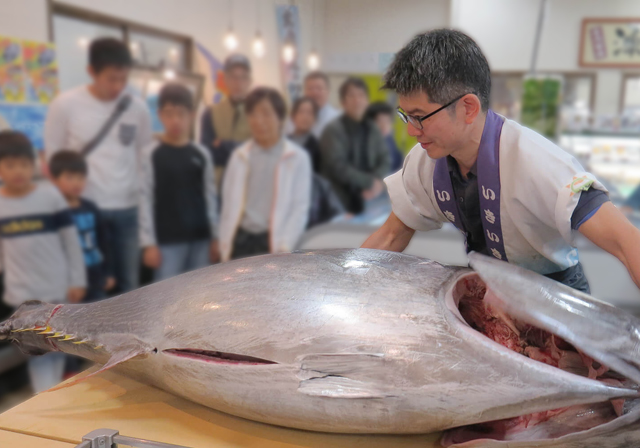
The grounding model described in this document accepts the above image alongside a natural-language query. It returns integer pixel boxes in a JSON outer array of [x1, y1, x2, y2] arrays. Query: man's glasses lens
[[397, 110, 408, 124]]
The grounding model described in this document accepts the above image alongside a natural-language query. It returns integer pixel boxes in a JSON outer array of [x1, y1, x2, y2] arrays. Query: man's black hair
[[0, 131, 35, 162], [339, 77, 369, 102], [159, 83, 194, 111], [291, 96, 319, 118], [304, 71, 330, 87], [365, 101, 394, 121], [245, 87, 287, 121], [49, 150, 88, 178], [383, 29, 491, 111], [89, 38, 133, 73]]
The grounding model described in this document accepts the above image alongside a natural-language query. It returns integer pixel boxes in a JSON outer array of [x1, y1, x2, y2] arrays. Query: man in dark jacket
[[320, 78, 390, 214]]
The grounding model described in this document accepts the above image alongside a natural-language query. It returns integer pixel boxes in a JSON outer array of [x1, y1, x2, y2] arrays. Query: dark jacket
[[292, 133, 321, 174], [385, 135, 404, 173], [308, 174, 345, 228], [320, 115, 390, 213]]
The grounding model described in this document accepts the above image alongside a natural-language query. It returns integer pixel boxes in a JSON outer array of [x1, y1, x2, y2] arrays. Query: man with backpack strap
[[45, 38, 153, 294]]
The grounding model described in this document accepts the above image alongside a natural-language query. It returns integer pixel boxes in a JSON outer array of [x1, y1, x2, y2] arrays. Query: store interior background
[[0, 1, 638, 295], [0, 0, 639, 301], [1, 1, 640, 408]]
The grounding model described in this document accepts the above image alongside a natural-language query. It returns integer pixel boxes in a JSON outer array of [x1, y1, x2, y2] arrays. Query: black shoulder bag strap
[[81, 94, 132, 157]]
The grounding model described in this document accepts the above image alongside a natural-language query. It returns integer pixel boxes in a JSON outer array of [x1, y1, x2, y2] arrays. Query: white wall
[[0, 0, 319, 92], [451, 0, 640, 115], [55, 0, 317, 90], [321, 0, 449, 73], [0, 0, 49, 42]]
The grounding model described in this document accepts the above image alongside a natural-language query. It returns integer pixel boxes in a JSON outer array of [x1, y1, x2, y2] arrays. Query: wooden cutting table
[[0, 368, 442, 448]]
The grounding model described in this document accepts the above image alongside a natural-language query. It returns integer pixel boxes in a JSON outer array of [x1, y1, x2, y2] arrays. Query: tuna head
[[441, 253, 640, 447]]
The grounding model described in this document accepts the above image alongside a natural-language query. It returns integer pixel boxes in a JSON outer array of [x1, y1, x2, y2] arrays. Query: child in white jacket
[[219, 87, 312, 262]]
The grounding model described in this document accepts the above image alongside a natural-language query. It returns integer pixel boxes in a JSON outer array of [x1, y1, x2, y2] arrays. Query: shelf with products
[[559, 132, 640, 200]]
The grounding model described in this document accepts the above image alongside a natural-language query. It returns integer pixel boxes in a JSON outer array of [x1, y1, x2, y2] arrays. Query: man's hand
[[362, 178, 385, 201], [579, 202, 640, 289], [143, 246, 162, 269], [104, 276, 116, 291], [361, 211, 415, 252], [210, 239, 220, 264], [212, 139, 222, 148], [67, 287, 86, 304]]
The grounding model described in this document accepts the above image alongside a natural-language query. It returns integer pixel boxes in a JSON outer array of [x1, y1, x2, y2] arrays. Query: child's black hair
[[89, 38, 133, 73], [0, 131, 35, 162], [49, 150, 88, 178], [158, 83, 195, 111]]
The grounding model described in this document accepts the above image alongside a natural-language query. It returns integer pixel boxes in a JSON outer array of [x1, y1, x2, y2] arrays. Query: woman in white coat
[[219, 87, 312, 262]]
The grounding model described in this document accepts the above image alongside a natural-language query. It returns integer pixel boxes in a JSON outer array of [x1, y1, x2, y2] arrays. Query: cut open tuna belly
[[441, 272, 640, 447]]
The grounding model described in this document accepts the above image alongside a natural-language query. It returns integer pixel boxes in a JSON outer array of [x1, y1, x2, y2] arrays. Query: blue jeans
[[101, 207, 139, 294], [155, 240, 210, 282], [28, 352, 66, 393]]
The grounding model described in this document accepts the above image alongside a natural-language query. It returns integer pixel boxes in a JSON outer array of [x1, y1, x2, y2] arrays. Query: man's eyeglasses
[[396, 93, 471, 130]]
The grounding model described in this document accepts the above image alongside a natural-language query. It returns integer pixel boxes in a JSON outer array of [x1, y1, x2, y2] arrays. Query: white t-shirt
[[313, 103, 341, 139], [44, 85, 153, 210]]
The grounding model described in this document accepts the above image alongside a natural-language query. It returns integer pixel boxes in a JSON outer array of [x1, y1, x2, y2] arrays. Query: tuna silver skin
[[1, 249, 639, 447]]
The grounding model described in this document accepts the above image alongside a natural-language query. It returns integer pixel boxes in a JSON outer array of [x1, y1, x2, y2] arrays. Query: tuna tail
[[0, 318, 11, 341]]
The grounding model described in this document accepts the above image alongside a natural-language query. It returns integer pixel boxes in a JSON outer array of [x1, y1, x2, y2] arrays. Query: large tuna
[[1, 249, 639, 447]]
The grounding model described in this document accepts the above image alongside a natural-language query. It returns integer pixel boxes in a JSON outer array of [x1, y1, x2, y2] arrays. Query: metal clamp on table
[[75, 428, 192, 448]]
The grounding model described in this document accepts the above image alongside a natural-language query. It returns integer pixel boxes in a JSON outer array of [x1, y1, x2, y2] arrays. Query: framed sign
[[580, 18, 640, 68]]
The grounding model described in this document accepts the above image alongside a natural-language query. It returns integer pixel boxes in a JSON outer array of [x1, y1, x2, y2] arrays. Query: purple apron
[[433, 110, 507, 261]]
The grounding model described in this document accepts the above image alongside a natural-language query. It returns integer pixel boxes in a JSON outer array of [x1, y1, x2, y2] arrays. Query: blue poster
[[0, 103, 48, 150], [275, 5, 302, 101], [146, 94, 162, 133]]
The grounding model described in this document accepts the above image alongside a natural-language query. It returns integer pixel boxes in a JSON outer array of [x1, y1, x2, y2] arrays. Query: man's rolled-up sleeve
[[385, 149, 443, 232]]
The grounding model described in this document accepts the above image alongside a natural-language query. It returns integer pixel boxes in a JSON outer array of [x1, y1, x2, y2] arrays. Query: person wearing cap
[[362, 29, 640, 293], [200, 54, 253, 191]]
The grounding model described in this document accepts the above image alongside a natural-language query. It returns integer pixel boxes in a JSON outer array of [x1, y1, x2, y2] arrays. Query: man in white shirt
[[45, 38, 153, 294], [362, 29, 640, 294]]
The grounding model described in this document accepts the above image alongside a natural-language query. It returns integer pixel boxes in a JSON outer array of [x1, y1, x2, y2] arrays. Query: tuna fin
[[298, 375, 397, 399], [46, 335, 155, 393], [297, 353, 397, 398], [469, 252, 640, 385]]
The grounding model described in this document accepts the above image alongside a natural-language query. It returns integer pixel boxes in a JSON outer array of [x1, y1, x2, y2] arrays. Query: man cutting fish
[[362, 29, 640, 293]]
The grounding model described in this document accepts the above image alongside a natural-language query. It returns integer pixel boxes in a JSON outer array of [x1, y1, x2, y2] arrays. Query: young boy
[[50, 151, 115, 302], [140, 83, 219, 281], [0, 131, 86, 393]]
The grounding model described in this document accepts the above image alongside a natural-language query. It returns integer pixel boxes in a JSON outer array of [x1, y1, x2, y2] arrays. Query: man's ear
[[461, 94, 482, 124]]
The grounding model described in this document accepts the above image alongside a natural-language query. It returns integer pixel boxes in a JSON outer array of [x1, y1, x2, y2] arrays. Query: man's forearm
[[618, 228, 640, 289], [579, 202, 640, 290], [361, 212, 415, 252]]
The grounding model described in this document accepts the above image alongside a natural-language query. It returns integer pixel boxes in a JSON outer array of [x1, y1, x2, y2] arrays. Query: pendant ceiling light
[[307, 0, 320, 69], [252, 0, 265, 58], [224, 0, 238, 51]]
